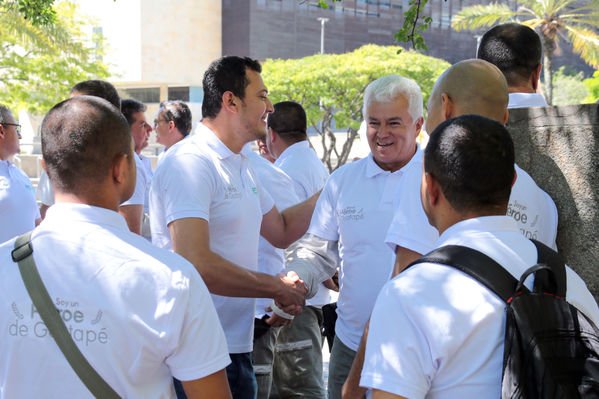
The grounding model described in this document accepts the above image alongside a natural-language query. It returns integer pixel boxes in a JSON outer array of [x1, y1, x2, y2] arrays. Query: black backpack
[[407, 240, 599, 398]]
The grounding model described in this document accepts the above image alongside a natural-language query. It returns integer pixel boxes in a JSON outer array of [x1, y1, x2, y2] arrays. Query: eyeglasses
[[154, 119, 168, 127], [2, 123, 21, 134]]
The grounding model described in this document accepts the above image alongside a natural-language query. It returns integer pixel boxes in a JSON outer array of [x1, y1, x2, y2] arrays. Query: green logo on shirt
[[251, 187, 258, 195]]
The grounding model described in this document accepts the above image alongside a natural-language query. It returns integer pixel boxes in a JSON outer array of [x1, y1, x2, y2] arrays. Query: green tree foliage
[[315, 0, 439, 51], [551, 67, 590, 106], [262, 44, 449, 171], [451, 0, 599, 105], [584, 71, 599, 103], [0, 1, 111, 113], [1, 0, 57, 26]]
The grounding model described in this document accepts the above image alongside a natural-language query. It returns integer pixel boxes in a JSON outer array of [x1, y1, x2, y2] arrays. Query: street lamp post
[[317, 17, 329, 54]]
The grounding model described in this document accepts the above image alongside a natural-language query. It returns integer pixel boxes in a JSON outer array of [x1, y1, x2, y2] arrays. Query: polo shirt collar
[[276, 141, 309, 166], [365, 145, 422, 178], [437, 215, 519, 246], [508, 93, 548, 109], [195, 122, 239, 160], [0, 159, 11, 170], [0, 159, 20, 179], [43, 203, 130, 232]]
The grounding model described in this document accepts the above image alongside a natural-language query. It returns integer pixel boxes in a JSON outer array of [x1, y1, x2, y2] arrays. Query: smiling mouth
[[376, 142, 393, 147]]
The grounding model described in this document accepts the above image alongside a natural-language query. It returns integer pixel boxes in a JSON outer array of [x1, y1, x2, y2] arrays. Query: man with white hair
[[343, 59, 559, 399], [286, 75, 424, 399]]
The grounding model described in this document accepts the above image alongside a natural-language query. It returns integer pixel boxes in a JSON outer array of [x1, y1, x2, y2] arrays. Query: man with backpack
[[359, 114, 599, 398]]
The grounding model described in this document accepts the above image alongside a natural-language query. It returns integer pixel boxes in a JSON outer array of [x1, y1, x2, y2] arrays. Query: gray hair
[[0, 104, 12, 123], [362, 75, 423, 123]]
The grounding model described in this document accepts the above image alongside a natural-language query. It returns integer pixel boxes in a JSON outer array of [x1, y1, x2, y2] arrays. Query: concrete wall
[[141, 0, 221, 85], [506, 104, 599, 298]]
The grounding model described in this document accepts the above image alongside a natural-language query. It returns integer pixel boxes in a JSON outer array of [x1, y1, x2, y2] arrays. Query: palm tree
[[452, 0, 599, 105]]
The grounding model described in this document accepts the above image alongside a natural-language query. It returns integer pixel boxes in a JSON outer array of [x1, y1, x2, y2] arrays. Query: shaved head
[[42, 96, 131, 193], [425, 59, 509, 134]]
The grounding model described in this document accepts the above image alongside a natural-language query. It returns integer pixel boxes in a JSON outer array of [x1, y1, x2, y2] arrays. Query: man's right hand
[[274, 271, 307, 315]]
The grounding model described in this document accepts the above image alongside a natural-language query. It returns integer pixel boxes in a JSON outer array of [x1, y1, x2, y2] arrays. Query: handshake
[[265, 271, 308, 327]]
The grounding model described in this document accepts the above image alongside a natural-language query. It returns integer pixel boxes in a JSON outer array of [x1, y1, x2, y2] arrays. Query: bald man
[[386, 59, 558, 278], [342, 59, 559, 398]]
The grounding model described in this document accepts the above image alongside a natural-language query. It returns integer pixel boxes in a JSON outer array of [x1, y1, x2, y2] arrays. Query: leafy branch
[[314, 0, 446, 50]]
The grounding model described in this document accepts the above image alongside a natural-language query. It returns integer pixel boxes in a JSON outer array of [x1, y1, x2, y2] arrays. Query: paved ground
[[323, 342, 331, 388]]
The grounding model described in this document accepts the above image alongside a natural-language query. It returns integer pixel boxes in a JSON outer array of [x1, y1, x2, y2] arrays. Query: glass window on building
[[168, 87, 190, 102], [121, 88, 160, 103]]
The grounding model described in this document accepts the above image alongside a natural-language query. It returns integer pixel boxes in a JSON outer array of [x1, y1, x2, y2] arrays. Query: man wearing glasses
[[154, 100, 192, 166], [0, 104, 40, 243]]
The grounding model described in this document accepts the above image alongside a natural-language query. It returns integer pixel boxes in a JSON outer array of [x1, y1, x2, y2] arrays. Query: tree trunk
[[542, 36, 555, 105]]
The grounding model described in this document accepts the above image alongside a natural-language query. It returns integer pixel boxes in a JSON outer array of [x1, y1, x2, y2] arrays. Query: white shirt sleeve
[[252, 168, 275, 216], [161, 153, 214, 224], [165, 264, 230, 380], [121, 160, 148, 206], [307, 176, 340, 241], [384, 166, 438, 255], [361, 279, 432, 399]]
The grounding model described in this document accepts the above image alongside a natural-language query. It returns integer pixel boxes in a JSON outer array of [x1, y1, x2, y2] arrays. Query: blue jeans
[[227, 352, 258, 399], [174, 353, 257, 399], [327, 336, 356, 399]]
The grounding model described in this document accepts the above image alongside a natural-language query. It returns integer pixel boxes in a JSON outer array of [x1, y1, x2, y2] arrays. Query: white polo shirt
[[36, 170, 55, 206], [362, 216, 599, 399], [0, 160, 39, 243], [308, 152, 419, 351], [275, 140, 331, 306], [121, 153, 149, 207], [138, 153, 154, 214], [242, 147, 300, 319], [150, 123, 275, 353], [275, 140, 329, 200], [385, 151, 559, 254], [0, 203, 230, 398], [508, 92, 548, 109]]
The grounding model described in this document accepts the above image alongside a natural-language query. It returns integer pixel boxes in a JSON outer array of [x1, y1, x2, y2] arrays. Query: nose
[[265, 97, 274, 114], [377, 124, 391, 138]]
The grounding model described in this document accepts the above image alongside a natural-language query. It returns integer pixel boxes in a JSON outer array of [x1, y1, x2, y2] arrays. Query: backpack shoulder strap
[[406, 245, 520, 302], [530, 239, 567, 297]]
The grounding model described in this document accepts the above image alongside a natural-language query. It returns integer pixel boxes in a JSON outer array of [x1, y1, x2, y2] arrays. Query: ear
[[41, 158, 47, 172], [268, 127, 278, 143], [414, 116, 424, 133], [531, 64, 542, 92], [502, 109, 509, 125], [112, 153, 129, 185], [425, 172, 442, 207], [221, 91, 240, 114], [512, 167, 517, 188], [440, 93, 454, 121]]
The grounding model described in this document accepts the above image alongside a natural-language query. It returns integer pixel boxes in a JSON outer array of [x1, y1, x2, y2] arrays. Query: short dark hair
[[41, 96, 131, 193], [159, 100, 192, 136], [121, 99, 147, 126], [70, 80, 121, 110], [477, 23, 542, 86], [425, 114, 515, 213], [201, 56, 262, 119], [267, 101, 308, 144]]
